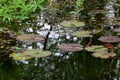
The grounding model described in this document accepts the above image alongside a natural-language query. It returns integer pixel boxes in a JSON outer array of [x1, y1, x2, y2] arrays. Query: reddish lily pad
[[58, 44, 83, 52], [92, 51, 116, 59], [104, 44, 115, 49], [98, 36, 120, 43], [114, 28, 120, 33], [16, 34, 45, 42]]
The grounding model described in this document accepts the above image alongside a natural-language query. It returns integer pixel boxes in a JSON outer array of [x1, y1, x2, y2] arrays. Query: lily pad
[[9, 53, 32, 61], [58, 44, 83, 52], [70, 31, 93, 37], [16, 34, 45, 42], [92, 51, 116, 59], [104, 44, 115, 49], [91, 29, 101, 34], [98, 36, 120, 43], [23, 49, 51, 58], [9, 49, 51, 61], [60, 20, 85, 28], [114, 28, 120, 33], [85, 45, 107, 52]]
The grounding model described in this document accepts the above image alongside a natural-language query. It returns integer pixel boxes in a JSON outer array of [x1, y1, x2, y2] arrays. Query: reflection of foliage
[[0, 28, 16, 58]]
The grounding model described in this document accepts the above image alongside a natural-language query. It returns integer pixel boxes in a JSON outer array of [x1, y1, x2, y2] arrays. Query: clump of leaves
[[76, 0, 84, 7], [70, 31, 92, 37], [60, 20, 85, 28], [0, 0, 45, 22], [16, 34, 45, 43]]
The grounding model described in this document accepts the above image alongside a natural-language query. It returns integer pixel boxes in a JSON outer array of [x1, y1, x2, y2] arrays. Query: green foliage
[[76, 0, 84, 7], [0, 0, 45, 22]]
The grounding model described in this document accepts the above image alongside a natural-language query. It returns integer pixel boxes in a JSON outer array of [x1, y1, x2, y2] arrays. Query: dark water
[[0, 22, 120, 80]]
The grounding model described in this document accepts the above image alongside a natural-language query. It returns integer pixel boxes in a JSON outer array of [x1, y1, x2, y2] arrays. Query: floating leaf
[[114, 28, 120, 33], [85, 45, 107, 52], [58, 44, 83, 52], [9, 49, 51, 61], [23, 49, 51, 58], [98, 36, 120, 43], [60, 20, 85, 28], [92, 51, 116, 59], [16, 34, 45, 42], [91, 29, 101, 34], [104, 44, 115, 49], [71, 31, 93, 37], [9, 53, 32, 61]]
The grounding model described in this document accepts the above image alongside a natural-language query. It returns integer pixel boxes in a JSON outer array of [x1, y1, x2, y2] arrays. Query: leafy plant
[[76, 0, 84, 7], [0, 0, 45, 22]]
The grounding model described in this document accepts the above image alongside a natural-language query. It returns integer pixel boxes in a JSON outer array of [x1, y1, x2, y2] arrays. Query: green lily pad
[[9, 49, 51, 61], [60, 20, 85, 28], [9, 53, 32, 61], [23, 49, 51, 58], [91, 29, 101, 34], [16, 34, 45, 43], [85, 45, 107, 52], [92, 51, 116, 59], [71, 31, 93, 37]]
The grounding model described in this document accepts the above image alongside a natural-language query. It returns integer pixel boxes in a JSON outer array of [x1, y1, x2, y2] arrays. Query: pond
[[0, 0, 120, 80], [0, 20, 120, 80]]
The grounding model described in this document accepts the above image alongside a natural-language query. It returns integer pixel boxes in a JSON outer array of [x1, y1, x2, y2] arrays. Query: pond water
[[0, 20, 120, 80]]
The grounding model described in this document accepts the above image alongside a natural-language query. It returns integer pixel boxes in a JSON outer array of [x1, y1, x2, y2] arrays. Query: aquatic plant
[[70, 31, 92, 38], [60, 20, 85, 28], [104, 44, 115, 49], [57, 44, 83, 52], [98, 36, 120, 43], [16, 34, 45, 43], [10, 49, 51, 61], [92, 51, 116, 59], [85, 45, 107, 52], [9, 53, 32, 61]]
